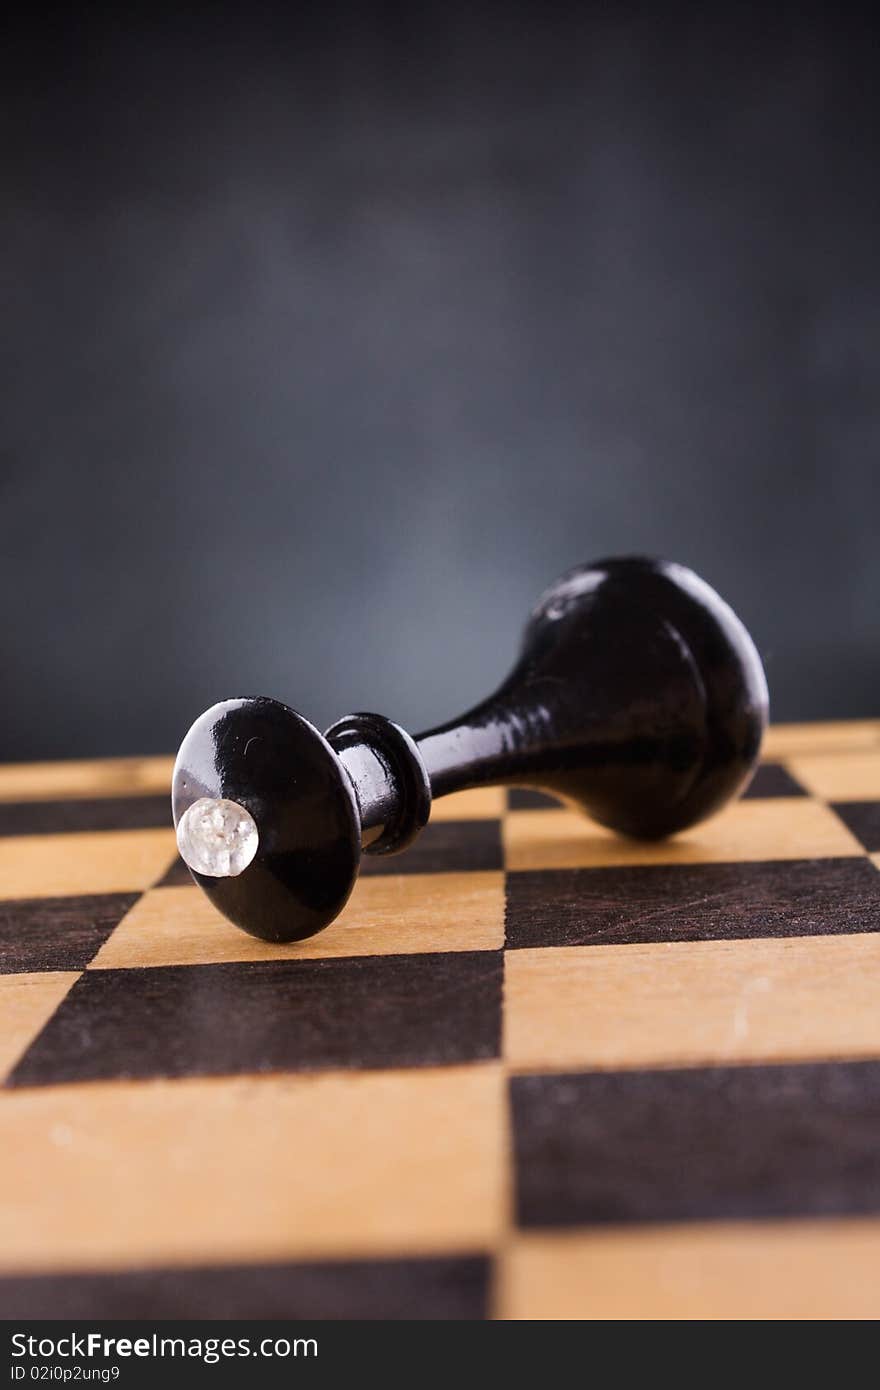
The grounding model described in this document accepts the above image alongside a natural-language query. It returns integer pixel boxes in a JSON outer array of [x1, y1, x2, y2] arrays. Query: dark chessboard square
[[0, 1254, 489, 1320], [512, 1060, 880, 1228], [155, 856, 193, 888], [360, 819, 502, 876], [0, 795, 170, 837], [831, 802, 880, 854], [507, 789, 564, 811], [505, 857, 880, 949], [0, 893, 140, 974], [740, 763, 808, 798], [7, 951, 502, 1087]]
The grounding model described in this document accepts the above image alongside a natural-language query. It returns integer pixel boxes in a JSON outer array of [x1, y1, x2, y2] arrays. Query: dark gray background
[[3, 5, 878, 762]]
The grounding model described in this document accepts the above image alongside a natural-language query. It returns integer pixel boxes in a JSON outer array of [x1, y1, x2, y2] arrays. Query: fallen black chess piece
[[172, 557, 768, 942]]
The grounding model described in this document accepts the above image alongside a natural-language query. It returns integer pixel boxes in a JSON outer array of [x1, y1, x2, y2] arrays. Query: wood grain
[[0, 1255, 490, 1321], [740, 763, 806, 797], [0, 758, 173, 804], [500, 1219, 880, 1319], [360, 819, 501, 876], [505, 934, 880, 1072], [505, 857, 880, 950], [0, 973, 79, 1081], [0, 1066, 506, 1272], [787, 751, 880, 801], [831, 802, 880, 853], [0, 830, 176, 900], [428, 788, 505, 821], [92, 872, 505, 969], [762, 720, 880, 759], [0, 893, 139, 973], [504, 797, 864, 872], [510, 1061, 880, 1228], [0, 796, 170, 838], [9, 952, 503, 1086]]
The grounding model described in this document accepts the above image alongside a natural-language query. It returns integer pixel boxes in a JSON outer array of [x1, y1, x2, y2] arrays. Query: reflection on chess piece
[[172, 557, 768, 942]]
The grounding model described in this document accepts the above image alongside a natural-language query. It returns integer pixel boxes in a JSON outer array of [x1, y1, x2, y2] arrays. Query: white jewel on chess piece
[[176, 797, 259, 878]]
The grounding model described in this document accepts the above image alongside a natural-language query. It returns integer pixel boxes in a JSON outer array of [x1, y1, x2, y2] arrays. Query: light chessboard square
[[505, 934, 880, 1073], [787, 752, 880, 801], [93, 871, 505, 969], [503, 797, 864, 872], [499, 1219, 880, 1320], [0, 973, 80, 1081], [0, 829, 176, 901], [0, 1065, 506, 1273]]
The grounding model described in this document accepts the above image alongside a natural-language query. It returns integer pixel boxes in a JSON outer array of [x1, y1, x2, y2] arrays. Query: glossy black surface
[[172, 558, 768, 941], [325, 713, 432, 854], [418, 557, 768, 837]]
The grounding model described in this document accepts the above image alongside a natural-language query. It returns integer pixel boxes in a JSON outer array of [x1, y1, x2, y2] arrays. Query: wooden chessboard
[[1, 721, 879, 1320]]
